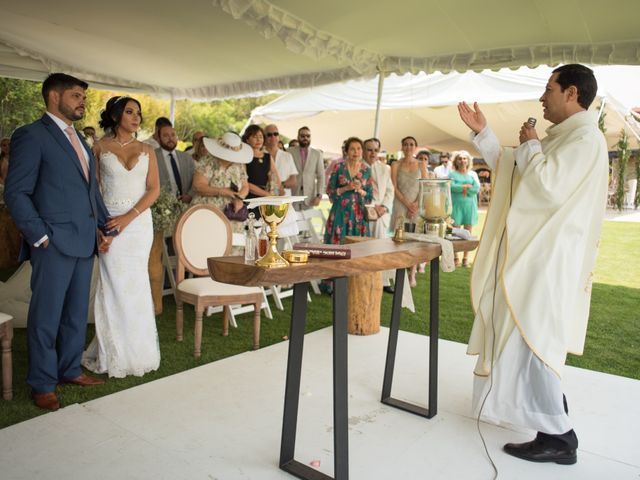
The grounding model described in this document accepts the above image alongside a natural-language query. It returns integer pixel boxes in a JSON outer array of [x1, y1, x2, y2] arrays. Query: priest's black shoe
[[503, 440, 577, 465], [383, 286, 395, 294]]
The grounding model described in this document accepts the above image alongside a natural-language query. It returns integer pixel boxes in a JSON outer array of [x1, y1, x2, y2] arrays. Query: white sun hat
[[203, 132, 253, 164]]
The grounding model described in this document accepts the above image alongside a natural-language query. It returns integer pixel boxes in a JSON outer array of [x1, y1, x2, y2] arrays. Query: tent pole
[[373, 72, 385, 138], [169, 94, 176, 124]]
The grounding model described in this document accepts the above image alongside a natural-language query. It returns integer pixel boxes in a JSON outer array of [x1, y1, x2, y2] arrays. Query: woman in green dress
[[450, 150, 480, 266], [324, 137, 373, 244]]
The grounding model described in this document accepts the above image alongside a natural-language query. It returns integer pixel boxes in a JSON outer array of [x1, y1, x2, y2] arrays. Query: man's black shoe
[[503, 440, 577, 465], [383, 286, 395, 294]]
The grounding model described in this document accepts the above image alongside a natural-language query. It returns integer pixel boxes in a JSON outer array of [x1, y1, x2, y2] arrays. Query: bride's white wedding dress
[[82, 150, 160, 377]]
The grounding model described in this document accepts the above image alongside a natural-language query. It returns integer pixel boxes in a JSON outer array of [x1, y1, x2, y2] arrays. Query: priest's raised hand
[[457, 101, 487, 134]]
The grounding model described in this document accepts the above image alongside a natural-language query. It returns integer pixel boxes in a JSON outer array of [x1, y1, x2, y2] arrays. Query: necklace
[[114, 136, 135, 148]]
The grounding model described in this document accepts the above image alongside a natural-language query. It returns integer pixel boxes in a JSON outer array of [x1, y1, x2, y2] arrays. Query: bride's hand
[[106, 212, 135, 234]]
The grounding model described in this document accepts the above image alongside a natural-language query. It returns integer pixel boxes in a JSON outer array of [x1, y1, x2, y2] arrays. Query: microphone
[[527, 117, 537, 127]]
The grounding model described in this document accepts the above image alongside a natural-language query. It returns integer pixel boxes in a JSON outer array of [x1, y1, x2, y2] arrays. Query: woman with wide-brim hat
[[191, 132, 253, 255]]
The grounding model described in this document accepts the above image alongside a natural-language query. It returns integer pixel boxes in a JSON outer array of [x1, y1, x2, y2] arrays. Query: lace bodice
[[99, 151, 149, 209]]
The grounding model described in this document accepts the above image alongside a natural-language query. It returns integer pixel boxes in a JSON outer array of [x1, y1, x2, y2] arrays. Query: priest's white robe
[[468, 111, 608, 434]]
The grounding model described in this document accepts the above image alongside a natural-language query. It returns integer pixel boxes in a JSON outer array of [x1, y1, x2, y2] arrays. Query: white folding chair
[[301, 208, 326, 244]]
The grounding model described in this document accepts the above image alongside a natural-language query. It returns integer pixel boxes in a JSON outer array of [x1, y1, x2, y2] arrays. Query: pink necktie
[[300, 147, 308, 170], [65, 126, 89, 181]]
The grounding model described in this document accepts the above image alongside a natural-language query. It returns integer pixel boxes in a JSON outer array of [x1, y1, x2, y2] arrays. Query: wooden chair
[[0, 312, 13, 400], [173, 205, 263, 358]]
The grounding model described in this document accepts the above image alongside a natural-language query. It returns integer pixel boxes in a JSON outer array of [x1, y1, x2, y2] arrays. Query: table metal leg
[[332, 276, 349, 480], [381, 258, 439, 419], [280, 278, 350, 480]]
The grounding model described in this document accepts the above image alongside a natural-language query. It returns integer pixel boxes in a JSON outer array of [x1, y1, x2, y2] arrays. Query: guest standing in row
[[390, 136, 429, 287], [290, 126, 325, 210], [364, 137, 395, 293], [155, 125, 195, 205], [191, 132, 253, 255], [265, 124, 298, 195], [243, 125, 282, 203], [449, 150, 480, 267], [324, 137, 373, 244]]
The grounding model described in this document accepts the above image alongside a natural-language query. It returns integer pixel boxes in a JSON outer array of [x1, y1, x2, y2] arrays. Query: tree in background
[[0, 78, 43, 139]]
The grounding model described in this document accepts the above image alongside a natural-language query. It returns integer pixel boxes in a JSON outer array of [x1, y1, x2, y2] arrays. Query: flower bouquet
[[150, 188, 186, 234]]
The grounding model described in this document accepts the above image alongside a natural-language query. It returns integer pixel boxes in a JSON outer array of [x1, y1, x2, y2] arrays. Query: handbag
[[222, 202, 248, 221], [364, 204, 379, 221], [222, 182, 249, 221]]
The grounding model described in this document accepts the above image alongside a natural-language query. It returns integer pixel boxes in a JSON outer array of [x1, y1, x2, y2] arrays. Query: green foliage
[[0, 78, 43, 139], [173, 95, 278, 142], [615, 129, 630, 211], [597, 102, 607, 135]]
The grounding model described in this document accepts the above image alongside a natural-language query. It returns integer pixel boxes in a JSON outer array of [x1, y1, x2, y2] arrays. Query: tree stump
[[345, 236, 381, 335], [148, 231, 164, 315]]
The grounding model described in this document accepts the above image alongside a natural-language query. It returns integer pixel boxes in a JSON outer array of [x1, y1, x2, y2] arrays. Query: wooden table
[[209, 238, 477, 480]]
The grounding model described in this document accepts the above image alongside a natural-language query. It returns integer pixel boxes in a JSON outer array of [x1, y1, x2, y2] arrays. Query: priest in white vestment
[[458, 64, 608, 465]]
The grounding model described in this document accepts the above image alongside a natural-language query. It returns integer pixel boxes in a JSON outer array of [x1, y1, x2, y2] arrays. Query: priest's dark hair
[[552, 64, 598, 110], [41, 73, 88, 106], [99, 96, 143, 134]]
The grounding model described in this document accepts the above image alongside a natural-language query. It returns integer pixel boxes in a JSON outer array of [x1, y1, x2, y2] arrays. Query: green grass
[[1, 217, 638, 429]]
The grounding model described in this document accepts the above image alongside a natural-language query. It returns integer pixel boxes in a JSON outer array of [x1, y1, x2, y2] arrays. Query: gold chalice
[[255, 203, 290, 268]]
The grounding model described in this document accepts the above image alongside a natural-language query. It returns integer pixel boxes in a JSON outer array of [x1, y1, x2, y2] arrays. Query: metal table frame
[[279, 258, 441, 480]]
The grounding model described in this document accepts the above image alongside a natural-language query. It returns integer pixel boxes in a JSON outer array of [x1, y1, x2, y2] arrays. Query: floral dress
[[324, 161, 373, 244], [192, 154, 248, 254]]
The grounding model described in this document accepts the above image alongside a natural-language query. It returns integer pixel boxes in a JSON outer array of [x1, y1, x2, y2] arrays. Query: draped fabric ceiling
[[250, 66, 640, 155], [0, 0, 639, 99]]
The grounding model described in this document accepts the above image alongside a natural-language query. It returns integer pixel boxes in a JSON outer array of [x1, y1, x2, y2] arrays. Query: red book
[[292, 243, 352, 259]]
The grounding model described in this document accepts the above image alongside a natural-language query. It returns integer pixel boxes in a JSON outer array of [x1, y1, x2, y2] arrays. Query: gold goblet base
[[255, 245, 290, 269]]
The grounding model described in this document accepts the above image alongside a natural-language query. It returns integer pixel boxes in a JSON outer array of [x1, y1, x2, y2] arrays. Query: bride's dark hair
[[99, 96, 143, 135]]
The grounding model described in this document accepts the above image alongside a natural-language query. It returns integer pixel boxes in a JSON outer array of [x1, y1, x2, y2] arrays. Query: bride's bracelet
[[132, 207, 141, 216]]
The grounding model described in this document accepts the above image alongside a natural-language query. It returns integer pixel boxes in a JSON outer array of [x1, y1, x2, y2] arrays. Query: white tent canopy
[[0, 0, 639, 99], [250, 65, 640, 155]]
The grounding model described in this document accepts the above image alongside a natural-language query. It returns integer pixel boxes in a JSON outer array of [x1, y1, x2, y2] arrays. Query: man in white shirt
[[154, 125, 195, 204], [264, 124, 298, 195], [458, 64, 608, 465], [433, 151, 452, 178], [289, 126, 325, 209], [364, 138, 395, 293]]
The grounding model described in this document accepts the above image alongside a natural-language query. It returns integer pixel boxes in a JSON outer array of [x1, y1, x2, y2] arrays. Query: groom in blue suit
[[5, 73, 112, 411]]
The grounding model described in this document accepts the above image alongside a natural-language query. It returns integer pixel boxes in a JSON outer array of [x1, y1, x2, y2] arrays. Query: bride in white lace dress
[[82, 96, 161, 377]]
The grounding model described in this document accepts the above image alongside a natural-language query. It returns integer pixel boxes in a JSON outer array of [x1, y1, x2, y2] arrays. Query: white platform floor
[[1, 327, 639, 480]]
